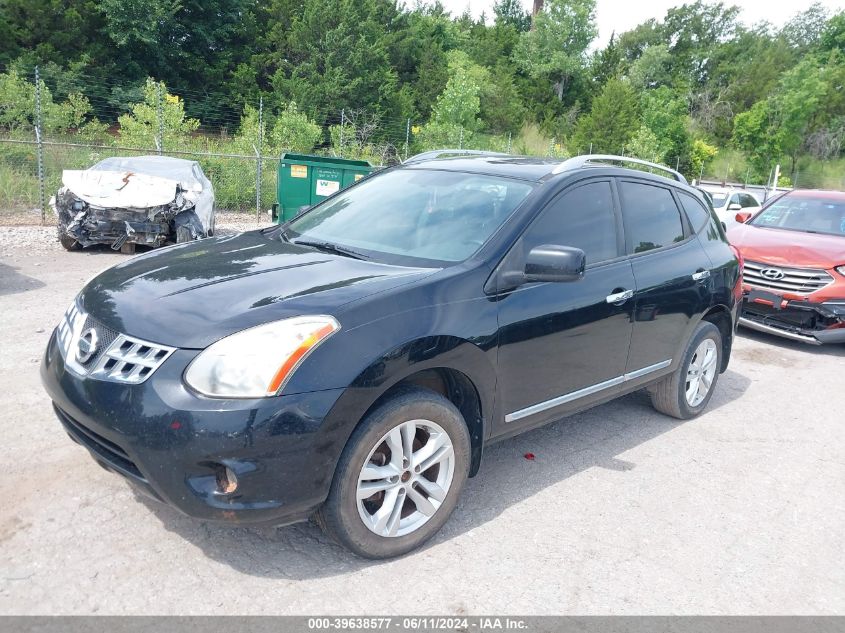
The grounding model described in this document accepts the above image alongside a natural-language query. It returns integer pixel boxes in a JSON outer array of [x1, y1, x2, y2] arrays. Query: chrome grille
[[89, 334, 174, 384], [743, 260, 834, 295], [55, 301, 174, 384]]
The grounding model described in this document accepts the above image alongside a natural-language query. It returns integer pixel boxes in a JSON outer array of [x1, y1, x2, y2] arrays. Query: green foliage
[[626, 126, 663, 161], [627, 45, 672, 89], [513, 0, 597, 101], [689, 138, 718, 179], [117, 79, 199, 149], [732, 101, 775, 177], [270, 103, 323, 154], [0, 69, 103, 135], [432, 51, 486, 130], [640, 87, 692, 170], [417, 51, 486, 147], [493, 0, 531, 32], [2, 0, 845, 205], [571, 78, 639, 154]]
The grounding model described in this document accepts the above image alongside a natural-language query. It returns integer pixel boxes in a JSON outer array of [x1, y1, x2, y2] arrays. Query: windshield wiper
[[292, 239, 369, 260]]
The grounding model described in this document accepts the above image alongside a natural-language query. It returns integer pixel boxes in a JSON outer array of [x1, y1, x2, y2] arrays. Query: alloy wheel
[[356, 419, 455, 538], [685, 338, 718, 407]]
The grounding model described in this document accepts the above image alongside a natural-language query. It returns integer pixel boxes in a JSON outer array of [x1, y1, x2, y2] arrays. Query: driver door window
[[521, 180, 621, 266]]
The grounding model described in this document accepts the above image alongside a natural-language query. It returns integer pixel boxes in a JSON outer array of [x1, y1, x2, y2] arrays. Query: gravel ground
[[0, 212, 271, 254], [1, 226, 843, 615]]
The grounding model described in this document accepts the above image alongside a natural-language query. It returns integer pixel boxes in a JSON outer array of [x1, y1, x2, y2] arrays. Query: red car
[[728, 189, 845, 345]]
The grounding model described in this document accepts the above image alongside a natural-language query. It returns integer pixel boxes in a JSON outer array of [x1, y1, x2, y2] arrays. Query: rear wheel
[[316, 388, 470, 559], [648, 321, 722, 420]]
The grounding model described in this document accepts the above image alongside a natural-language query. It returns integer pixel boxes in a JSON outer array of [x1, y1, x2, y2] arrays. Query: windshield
[[750, 194, 845, 237], [283, 169, 535, 264]]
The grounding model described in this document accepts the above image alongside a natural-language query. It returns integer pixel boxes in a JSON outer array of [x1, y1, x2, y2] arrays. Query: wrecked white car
[[51, 155, 215, 253]]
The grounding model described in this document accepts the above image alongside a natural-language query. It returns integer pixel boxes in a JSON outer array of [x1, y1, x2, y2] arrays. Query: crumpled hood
[[61, 169, 184, 209], [79, 231, 435, 348], [728, 224, 845, 269]]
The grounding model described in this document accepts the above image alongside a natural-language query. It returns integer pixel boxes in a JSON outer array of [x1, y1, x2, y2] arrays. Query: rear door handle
[[692, 270, 711, 282], [606, 289, 634, 304]]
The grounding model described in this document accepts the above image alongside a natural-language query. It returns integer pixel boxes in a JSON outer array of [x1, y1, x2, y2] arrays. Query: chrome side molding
[[505, 359, 672, 423]]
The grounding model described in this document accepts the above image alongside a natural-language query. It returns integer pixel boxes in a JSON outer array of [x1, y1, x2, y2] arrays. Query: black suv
[[42, 153, 740, 558]]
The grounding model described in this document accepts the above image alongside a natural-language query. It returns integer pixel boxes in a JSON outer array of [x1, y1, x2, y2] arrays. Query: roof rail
[[403, 149, 510, 165], [552, 154, 687, 184]]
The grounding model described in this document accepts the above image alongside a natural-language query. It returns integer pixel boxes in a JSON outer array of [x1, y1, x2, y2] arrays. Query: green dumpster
[[276, 153, 374, 222]]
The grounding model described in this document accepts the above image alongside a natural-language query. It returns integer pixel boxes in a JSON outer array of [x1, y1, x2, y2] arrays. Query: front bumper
[[41, 329, 347, 525], [739, 289, 845, 345]]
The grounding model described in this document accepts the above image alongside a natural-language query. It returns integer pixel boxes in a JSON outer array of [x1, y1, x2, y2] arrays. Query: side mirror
[[524, 245, 586, 283], [735, 212, 752, 224], [727, 203, 742, 211]]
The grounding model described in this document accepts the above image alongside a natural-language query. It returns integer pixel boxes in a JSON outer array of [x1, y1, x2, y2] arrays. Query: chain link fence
[[2, 66, 842, 226]]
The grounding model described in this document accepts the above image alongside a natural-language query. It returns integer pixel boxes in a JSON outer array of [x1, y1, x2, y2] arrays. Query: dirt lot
[[1, 222, 843, 615]]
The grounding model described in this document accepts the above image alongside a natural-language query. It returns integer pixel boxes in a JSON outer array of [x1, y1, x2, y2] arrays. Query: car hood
[[728, 223, 845, 269], [79, 231, 436, 348]]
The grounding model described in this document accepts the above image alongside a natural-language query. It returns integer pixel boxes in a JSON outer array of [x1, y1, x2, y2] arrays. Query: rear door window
[[619, 181, 685, 254]]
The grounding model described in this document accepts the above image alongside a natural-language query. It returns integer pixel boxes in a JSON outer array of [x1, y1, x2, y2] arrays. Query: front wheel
[[58, 233, 81, 251], [316, 387, 470, 559], [648, 321, 722, 420]]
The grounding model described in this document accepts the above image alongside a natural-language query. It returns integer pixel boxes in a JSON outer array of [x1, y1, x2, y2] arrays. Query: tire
[[59, 234, 81, 251], [648, 321, 722, 420], [316, 387, 470, 559], [176, 225, 193, 243]]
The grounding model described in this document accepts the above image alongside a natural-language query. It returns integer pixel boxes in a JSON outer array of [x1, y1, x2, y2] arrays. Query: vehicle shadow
[[135, 369, 752, 579], [736, 327, 845, 357], [0, 262, 46, 296]]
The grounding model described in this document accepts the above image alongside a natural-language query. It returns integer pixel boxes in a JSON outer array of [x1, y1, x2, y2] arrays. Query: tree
[[640, 87, 692, 171], [513, 0, 597, 101], [781, 3, 829, 51], [417, 51, 485, 147], [732, 100, 776, 177], [571, 78, 639, 154], [662, 1, 741, 85], [271, 103, 323, 153], [689, 138, 718, 179], [589, 33, 622, 88], [268, 0, 402, 118], [493, 0, 531, 32], [117, 79, 199, 149], [626, 44, 672, 89], [626, 126, 663, 161]]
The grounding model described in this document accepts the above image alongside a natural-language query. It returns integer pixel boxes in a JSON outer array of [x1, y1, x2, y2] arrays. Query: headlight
[[836, 265, 845, 277], [184, 315, 340, 398]]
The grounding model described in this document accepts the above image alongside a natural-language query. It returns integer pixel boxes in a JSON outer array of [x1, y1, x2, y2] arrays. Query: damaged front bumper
[[52, 188, 204, 250], [739, 289, 845, 345]]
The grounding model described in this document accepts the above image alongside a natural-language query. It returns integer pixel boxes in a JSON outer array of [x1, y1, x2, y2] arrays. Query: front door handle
[[606, 289, 634, 304], [692, 270, 711, 282]]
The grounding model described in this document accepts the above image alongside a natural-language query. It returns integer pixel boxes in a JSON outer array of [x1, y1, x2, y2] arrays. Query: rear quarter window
[[678, 191, 711, 233]]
